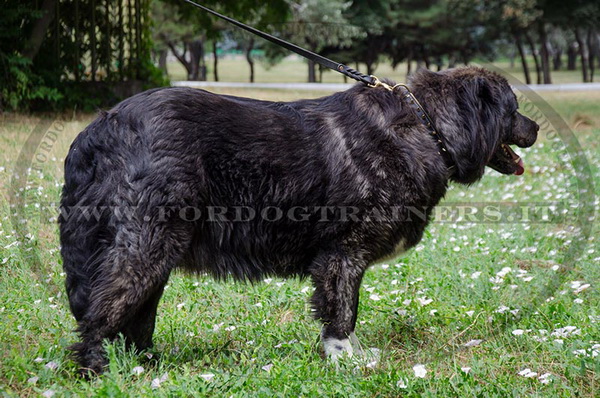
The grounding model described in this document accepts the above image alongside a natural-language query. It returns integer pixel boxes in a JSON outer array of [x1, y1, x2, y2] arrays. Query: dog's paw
[[322, 333, 381, 371], [323, 337, 354, 362]]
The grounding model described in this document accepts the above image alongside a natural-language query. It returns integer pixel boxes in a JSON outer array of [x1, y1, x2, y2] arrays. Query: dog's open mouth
[[487, 144, 525, 176]]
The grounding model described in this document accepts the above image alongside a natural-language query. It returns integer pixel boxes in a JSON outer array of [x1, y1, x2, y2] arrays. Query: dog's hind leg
[[71, 221, 191, 375], [309, 251, 366, 361], [121, 282, 167, 352]]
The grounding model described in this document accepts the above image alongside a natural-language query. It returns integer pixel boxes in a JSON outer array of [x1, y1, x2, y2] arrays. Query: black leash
[[180, 0, 456, 175]]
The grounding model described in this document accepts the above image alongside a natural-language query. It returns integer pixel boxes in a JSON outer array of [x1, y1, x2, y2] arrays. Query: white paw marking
[[323, 337, 353, 361]]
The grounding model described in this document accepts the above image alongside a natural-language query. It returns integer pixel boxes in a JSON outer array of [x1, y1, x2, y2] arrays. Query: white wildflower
[[200, 373, 215, 381], [551, 326, 580, 338], [413, 364, 427, 378], [44, 361, 58, 370], [416, 297, 433, 306], [262, 363, 273, 372], [574, 283, 590, 294], [538, 373, 552, 384], [518, 368, 538, 378], [151, 373, 168, 389], [212, 323, 224, 331]]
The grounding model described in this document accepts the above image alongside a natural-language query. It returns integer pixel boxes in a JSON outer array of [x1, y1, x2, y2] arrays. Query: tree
[[344, 0, 391, 76], [153, 0, 289, 81], [284, 0, 362, 82], [1, 0, 163, 111], [498, 0, 541, 84]]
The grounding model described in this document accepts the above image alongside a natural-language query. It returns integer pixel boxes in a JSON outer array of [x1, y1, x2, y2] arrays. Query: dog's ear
[[450, 74, 503, 184], [476, 77, 496, 107]]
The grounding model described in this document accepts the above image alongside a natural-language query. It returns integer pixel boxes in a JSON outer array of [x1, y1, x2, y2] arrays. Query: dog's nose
[[535, 122, 540, 132]]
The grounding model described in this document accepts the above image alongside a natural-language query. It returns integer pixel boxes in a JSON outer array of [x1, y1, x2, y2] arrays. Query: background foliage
[[1, 0, 599, 109]]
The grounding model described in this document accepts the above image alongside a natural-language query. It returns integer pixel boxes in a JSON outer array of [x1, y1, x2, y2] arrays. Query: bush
[[0, 54, 63, 111]]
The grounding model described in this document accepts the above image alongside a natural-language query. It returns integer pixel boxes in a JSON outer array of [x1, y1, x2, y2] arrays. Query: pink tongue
[[514, 157, 524, 175]]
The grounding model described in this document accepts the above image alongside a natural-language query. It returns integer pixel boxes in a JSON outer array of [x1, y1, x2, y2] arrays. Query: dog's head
[[409, 67, 539, 184]]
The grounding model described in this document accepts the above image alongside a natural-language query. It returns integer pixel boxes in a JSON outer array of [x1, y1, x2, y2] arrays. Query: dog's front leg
[[309, 251, 365, 361]]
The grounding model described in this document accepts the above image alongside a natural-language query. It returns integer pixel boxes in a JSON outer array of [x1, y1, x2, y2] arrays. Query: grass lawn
[[167, 55, 592, 86], [0, 88, 598, 397]]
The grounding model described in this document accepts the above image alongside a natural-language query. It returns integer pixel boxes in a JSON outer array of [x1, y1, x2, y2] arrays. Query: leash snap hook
[[368, 75, 396, 92]]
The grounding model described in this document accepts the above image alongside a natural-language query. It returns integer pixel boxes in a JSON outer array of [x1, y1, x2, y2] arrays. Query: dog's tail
[[59, 113, 113, 321]]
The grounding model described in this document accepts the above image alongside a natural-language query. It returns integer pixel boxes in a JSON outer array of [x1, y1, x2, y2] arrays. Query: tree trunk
[[587, 28, 595, 82], [158, 49, 168, 74], [525, 32, 541, 84], [538, 23, 552, 84], [406, 59, 412, 77], [574, 28, 589, 82], [553, 48, 562, 71], [105, 0, 111, 79], [245, 38, 255, 83], [167, 41, 192, 79], [188, 39, 204, 81], [117, 0, 124, 80], [515, 33, 531, 84], [308, 60, 316, 83], [567, 42, 577, 70], [424, 57, 431, 70], [91, 0, 97, 81], [212, 41, 219, 82], [23, 0, 57, 60], [366, 62, 374, 76]]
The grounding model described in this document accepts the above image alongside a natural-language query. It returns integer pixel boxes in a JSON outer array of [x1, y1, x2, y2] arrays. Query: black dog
[[59, 67, 538, 374]]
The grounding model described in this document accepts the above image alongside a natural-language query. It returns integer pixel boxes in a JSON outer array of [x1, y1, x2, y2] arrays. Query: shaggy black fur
[[59, 67, 538, 374]]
